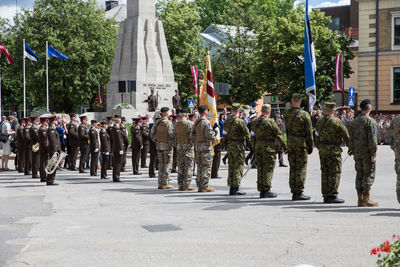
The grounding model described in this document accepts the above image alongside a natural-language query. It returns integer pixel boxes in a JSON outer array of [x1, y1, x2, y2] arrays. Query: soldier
[[315, 102, 349, 204], [89, 120, 100, 176], [106, 117, 114, 170], [16, 118, 26, 173], [78, 116, 89, 173], [274, 110, 288, 167], [349, 99, 378, 207], [284, 94, 314, 201], [23, 118, 33, 176], [47, 116, 61, 186], [29, 116, 40, 179], [150, 107, 174, 189], [38, 117, 49, 182], [171, 115, 179, 173], [223, 103, 251, 195], [172, 90, 182, 113], [141, 118, 150, 168], [192, 105, 218, 192], [173, 109, 195, 191], [131, 118, 143, 175], [147, 89, 158, 112], [148, 112, 160, 178], [100, 120, 111, 179], [252, 104, 287, 198], [67, 113, 80, 171], [390, 114, 400, 204], [189, 112, 198, 176], [120, 117, 130, 171], [112, 118, 124, 182]]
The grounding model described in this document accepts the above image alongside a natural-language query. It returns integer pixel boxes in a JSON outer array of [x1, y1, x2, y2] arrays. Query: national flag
[[205, 51, 220, 144], [48, 45, 69, 60], [333, 54, 343, 92], [24, 43, 40, 62], [98, 85, 104, 104], [0, 41, 14, 64], [304, 0, 316, 113], [190, 66, 199, 96]]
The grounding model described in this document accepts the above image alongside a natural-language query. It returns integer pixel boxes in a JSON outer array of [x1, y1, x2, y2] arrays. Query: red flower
[[371, 247, 381, 255]]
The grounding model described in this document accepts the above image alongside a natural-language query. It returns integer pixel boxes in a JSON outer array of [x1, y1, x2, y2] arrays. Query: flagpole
[[23, 39, 26, 117], [46, 41, 49, 112], [0, 56, 2, 118]]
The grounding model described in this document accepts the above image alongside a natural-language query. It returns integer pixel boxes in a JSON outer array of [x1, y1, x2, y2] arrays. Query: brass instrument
[[32, 143, 40, 152], [45, 151, 67, 175]]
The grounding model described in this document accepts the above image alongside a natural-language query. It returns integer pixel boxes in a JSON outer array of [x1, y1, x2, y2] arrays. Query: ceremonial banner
[[0, 41, 13, 117], [190, 66, 199, 96], [333, 54, 343, 92], [304, 0, 317, 113], [205, 52, 220, 144]]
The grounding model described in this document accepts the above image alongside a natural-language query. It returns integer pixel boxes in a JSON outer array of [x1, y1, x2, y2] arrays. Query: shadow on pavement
[[371, 212, 400, 217]]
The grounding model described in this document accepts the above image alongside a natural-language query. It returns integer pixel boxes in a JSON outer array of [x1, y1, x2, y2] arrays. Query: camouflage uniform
[[173, 117, 194, 189], [284, 107, 313, 194], [150, 117, 174, 187], [192, 117, 217, 190], [222, 113, 250, 188], [389, 115, 400, 204], [315, 114, 349, 199], [252, 114, 287, 193]]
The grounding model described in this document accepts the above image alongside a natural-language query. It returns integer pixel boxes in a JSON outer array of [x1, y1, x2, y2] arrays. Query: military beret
[[180, 109, 189, 114], [91, 120, 97, 124], [40, 117, 49, 123], [325, 102, 336, 109], [20, 118, 26, 123], [231, 103, 241, 111], [360, 99, 371, 109], [161, 107, 170, 113], [292, 93, 302, 102], [49, 116, 57, 122], [261, 104, 271, 112], [26, 118, 32, 122], [198, 105, 207, 112]]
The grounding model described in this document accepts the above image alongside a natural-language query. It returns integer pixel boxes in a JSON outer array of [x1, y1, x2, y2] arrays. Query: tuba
[[45, 151, 67, 175], [32, 143, 40, 152]]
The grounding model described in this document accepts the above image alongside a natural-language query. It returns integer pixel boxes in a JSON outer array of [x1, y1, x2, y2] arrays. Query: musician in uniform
[[112, 118, 124, 182], [107, 117, 114, 170], [131, 118, 143, 175], [47, 116, 61, 186], [140, 117, 150, 168], [29, 116, 40, 179], [38, 117, 49, 182], [100, 121, 111, 179], [147, 89, 158, 112], [23, 118, 32, 175], [120, 117, 130, 171], [67, 113, 80, 171], [16, 118, 26, 173], [78, 115, 89, 173], [89, 120, 100, 176]]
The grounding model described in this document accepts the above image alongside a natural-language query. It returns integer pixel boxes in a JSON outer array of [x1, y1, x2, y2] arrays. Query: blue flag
[[48, 45, 69, 60], [304, 0, 316, 113], [24, 44, 40, 62]]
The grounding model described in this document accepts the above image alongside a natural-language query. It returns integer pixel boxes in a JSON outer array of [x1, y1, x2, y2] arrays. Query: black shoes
[[229, 187, 246, 196], [279, 164, 288, 167], [46, 182, 58, 186], [324, 196, 345, 204], [292, 193, 311, 201], [260, 190, 277, 198], [133, 172, 142, 175], [222, 157, 227, 165], [79, 170, 86, 174]]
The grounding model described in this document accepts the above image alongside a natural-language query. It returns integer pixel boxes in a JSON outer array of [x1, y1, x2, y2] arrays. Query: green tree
[[7, 0, 118, 113]]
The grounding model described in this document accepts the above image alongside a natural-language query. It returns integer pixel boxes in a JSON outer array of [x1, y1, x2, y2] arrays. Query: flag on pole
[[333, 54, 343, 92], [48, 45, 69, 60], [0, 41, 14, 64], [205, 51, 220, 144], [24, 44, 40, 62], [98, 85, 104, 104], [304, 0, 316, 113], [190, 66, 199, 96]]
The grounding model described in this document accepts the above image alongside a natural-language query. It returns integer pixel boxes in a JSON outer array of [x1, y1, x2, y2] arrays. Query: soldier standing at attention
[[222, 103, 250, 195], [16, 119, 26, 173], [38, 118, 49, 183], [252, 104, 287, 198], [192, 105, 218, 192], [106, 117, 114, 170], [173, 109, 195, 191], [47, 116, 61, 186], [389, 114, 400, 204], [172, 90, 182, 114], [78, 116, 89, 174], [29, 117, 40, 179], [284, 94, 314, 201], [274, 110, 288, 167], [67, 114, 80, 171], [112, 118, 124, 182], [149, 112, 161, 178], [140, 118, 150, 168], [349, 99, 378, 207], [147, 89, 158, 112], [150, 107, 174, 189], [315, 102, 349, 204], [100, 121, 111, 179], [120, 117, 130, 172], [23, 118, 33, 176], [131, 118, 143, 175], [89, 120, 100, 176]]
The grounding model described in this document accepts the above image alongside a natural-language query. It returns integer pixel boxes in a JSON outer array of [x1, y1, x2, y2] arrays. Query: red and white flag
[[98, 85, 103, 104], [190, 66, 199, 96], [333, 54, 343, 92], [205, 52, 220, 144], [0, 41, 14, 64]]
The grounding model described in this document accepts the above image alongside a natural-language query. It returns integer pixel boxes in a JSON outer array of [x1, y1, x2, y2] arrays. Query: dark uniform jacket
[[24, 125, 32, 149], [130, 124, 143, 149], [148, 95, 158, 110], [29, 125, 40, 147], [111, 124, 124, 153], [100, 128, 111, 153], [16, 126, 25, 148], [47, 125, 61, 156], [38, 126, 49, 155], [78, 124, 89, 148], [120, 124, 130, 149], [67, 122, 80, 146], [172, 95, 182, 110], [141, 124, 150, 145], [89, 127, 100, 151]]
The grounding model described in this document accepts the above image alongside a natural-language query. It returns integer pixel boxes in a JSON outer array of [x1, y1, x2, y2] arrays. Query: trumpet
[[45, 151, 67, 175], [32, 143, 40, 152]]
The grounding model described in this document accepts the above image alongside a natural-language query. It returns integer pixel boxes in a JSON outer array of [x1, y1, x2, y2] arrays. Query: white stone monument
[[106, 0, 177, 113]]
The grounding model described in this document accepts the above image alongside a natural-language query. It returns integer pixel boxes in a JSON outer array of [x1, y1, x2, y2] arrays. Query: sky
[[0, 0, 350, 22]]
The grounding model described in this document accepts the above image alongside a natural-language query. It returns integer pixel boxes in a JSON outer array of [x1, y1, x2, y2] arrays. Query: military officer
[[172, 90, 182, 113], [106, 117, 114, 170], [171, 115, 179, 173], [112, 118, 124, 182], [147, 89, 158, 112], [252, 104, 287, 198], [131, 118, 143, 175], [150, 107, 174, 189], [100, 120, 111, 179], [29, 116, 40, 178], [78, 116, 89, 173], [120, 117, 130, 171], [349, 99, 378, 207], [141, 118, 150, 168], [89, 120, 100, 176], [149, 112, 161, 178], [67, 113, 80, 171], [222, 103, 250, 195], [192, 105, 218, 192], [315, 102, 349, 204], [16, 118, 25, 173], [390, 113, 400, 204], [38, 117, 49, 182], [173, 109, 195, 191], [47, 116, 61, 186], [284, 94, 314, 201], [274, 110, 288, 167], [23, 118, 32, 175]]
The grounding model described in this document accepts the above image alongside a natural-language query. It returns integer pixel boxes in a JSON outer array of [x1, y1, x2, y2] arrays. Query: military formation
[[2, 92, 400, 206]]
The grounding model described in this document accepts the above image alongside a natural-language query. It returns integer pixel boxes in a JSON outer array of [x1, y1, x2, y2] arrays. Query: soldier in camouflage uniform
[[315, 102, 349, 204], [252, 104, 287, 198], [349, 99, 378, 207], [222, 103, 250, 195], [389, 115, 400, 204], [274, 110, 287, 167], [150, 107, 174, 190], [173, 109, 195, 191], [284, 94, 314, 201], [192, 105, 218, 192]]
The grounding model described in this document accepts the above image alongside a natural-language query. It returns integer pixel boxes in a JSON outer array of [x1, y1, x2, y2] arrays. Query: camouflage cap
[[231, 103, 241, 111], [325, 102, 336, 109], [292, 93, 302, 102], [261, 104, 271, 112]]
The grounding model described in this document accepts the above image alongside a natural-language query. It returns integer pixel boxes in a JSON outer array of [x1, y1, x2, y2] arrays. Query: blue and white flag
[[24, 44, 40, 62], [48, 45, 69, 60], [304, 0, 316, 113]]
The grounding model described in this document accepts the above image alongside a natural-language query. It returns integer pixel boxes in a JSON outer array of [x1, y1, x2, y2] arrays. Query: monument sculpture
[[107, 0, 177, 113]]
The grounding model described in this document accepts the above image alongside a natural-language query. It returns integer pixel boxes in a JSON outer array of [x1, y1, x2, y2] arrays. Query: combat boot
[[260, 190, 277, 198], [198, 186, 215, 192], [178, 183, 184, 191], [158, 184, 174, 190], [323, 196, 345, 204], [362, 192, 378, 207], [229, 187, 246, 196], [292, 193, 311, 201], [183, 186, 195, 191], [357, 191, 363, 207]]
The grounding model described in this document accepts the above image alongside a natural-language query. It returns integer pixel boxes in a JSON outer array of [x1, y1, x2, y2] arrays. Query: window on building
[[394, 18, 400, 46], [128, 80, 136, 92], [118, 81, 126, 93], [328, 17, 340, 32], [393, 67, 400, 102]]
